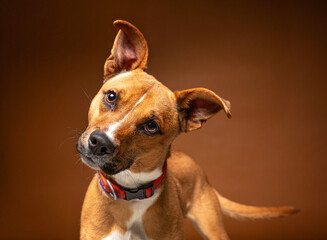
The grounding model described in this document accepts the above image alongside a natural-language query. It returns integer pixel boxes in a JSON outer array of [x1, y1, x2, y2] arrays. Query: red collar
[[98, 162, 167, 200]]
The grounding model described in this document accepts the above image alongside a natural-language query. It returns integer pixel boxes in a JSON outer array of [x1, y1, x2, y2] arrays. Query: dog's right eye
[[142, 121, 160, 136]]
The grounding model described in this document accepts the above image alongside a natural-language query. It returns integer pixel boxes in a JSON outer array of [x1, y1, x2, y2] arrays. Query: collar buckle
[[122, 184, 154, 200]]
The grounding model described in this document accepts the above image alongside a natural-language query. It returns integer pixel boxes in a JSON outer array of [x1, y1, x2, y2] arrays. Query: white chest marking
[[102, 232, 125, 240], [113, 167, 162, 188], [106, 91, 148, 143], [102, 188, 160, 240]]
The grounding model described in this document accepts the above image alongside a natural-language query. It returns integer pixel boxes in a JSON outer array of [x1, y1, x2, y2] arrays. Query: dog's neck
[[106, 148, 172, 189]]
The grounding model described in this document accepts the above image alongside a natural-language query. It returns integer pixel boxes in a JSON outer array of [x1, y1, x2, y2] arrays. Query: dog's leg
[[187, 184, 229, 240]]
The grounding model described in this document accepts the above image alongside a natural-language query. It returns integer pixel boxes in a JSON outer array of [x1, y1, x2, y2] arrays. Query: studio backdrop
[[0, 1, 326, 239]]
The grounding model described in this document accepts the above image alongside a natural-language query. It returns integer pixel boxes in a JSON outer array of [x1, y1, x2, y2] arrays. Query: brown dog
[[76, 20, 298, 240]]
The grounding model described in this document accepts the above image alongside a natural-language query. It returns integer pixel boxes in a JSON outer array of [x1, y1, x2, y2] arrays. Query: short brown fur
[[78, 20, 298, 240]]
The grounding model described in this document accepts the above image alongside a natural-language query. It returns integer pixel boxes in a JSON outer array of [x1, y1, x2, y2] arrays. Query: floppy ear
[[174, 88, 231, 132], [104, 20, 149, 78]]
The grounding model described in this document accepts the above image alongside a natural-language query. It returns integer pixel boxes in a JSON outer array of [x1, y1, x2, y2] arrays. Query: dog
[[76, 20, 298, 240]]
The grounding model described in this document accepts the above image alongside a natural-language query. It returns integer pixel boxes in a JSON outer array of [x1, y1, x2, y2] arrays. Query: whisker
[[81, 87, 92, 102], [66, 126, 85, 135], [74, 156, 82, 167], [59, 135, 80, 150]]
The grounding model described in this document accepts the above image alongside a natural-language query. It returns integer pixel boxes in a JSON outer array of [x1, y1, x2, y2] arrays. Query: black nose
[[88, 131, 115, 156]]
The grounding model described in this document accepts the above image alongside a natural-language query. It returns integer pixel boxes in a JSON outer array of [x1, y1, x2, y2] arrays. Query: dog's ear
[[104, 20, 148, 78], [174, 88, 231, 132]]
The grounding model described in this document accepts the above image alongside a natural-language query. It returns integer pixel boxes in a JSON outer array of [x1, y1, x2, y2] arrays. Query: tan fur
[[216, 193, 299, 220], [78, 20, 298, 240]]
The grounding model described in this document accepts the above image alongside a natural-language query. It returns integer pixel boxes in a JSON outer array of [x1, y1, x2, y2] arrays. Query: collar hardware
[[105, 179, 117, 200], [122, 184, 154, 200]]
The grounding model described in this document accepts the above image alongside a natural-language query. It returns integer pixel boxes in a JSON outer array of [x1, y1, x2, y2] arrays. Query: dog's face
[[77, 20, 231, 176], [77, 70, 180, 175]]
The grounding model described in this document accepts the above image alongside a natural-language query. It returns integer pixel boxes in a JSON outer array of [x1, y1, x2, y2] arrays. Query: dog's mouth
[[76, 141, 134, 175], [80, 155, 99, 171]]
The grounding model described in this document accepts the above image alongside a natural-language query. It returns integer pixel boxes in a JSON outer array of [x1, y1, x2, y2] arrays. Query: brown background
[[0, 1, 326, 239]]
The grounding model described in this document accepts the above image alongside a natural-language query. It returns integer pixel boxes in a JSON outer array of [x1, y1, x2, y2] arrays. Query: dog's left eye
[[143, 121, 160, 135], [105, 89, 117, 103]]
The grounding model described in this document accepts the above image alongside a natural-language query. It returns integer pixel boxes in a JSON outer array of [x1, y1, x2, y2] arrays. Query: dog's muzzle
[[76, 130, 116, 161], [88, 131, 116, 156], [77, 130, 131, 175]]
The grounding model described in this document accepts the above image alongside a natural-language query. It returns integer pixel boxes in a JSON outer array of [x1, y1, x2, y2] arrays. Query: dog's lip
[[79, 152, 116, 173], [76, 147, 94, 162], [81, 155, 133, 175], [76, 142, 97, 162], [83, 155, 95, 163], [76, 142, 86, 155]]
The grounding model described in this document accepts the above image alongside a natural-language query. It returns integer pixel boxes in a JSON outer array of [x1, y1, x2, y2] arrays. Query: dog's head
[[76, 20, 231, 176]]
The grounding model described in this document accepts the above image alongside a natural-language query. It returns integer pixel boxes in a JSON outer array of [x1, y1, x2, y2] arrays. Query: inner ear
[[115, 31, 137, 70], [188, 97, 221, 120], [104, 20, 148, 78], [175, 88, 231, 132]]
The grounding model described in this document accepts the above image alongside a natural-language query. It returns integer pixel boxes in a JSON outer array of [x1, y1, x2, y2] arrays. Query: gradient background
[[0, 1, 326, 239]]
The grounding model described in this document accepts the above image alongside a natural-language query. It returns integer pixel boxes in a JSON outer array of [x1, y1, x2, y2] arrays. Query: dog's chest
[[102, 190, 160, 240]]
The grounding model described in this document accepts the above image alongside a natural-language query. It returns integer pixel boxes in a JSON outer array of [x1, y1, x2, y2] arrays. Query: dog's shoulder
[[164, 151, 209, 213], [168, 151, 206, 175], [168, 151, 207, 188]]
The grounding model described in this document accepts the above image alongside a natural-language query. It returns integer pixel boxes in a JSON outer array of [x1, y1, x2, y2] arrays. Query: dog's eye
[[106, 89, 117, 103], [144, 121, 160, 135]]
